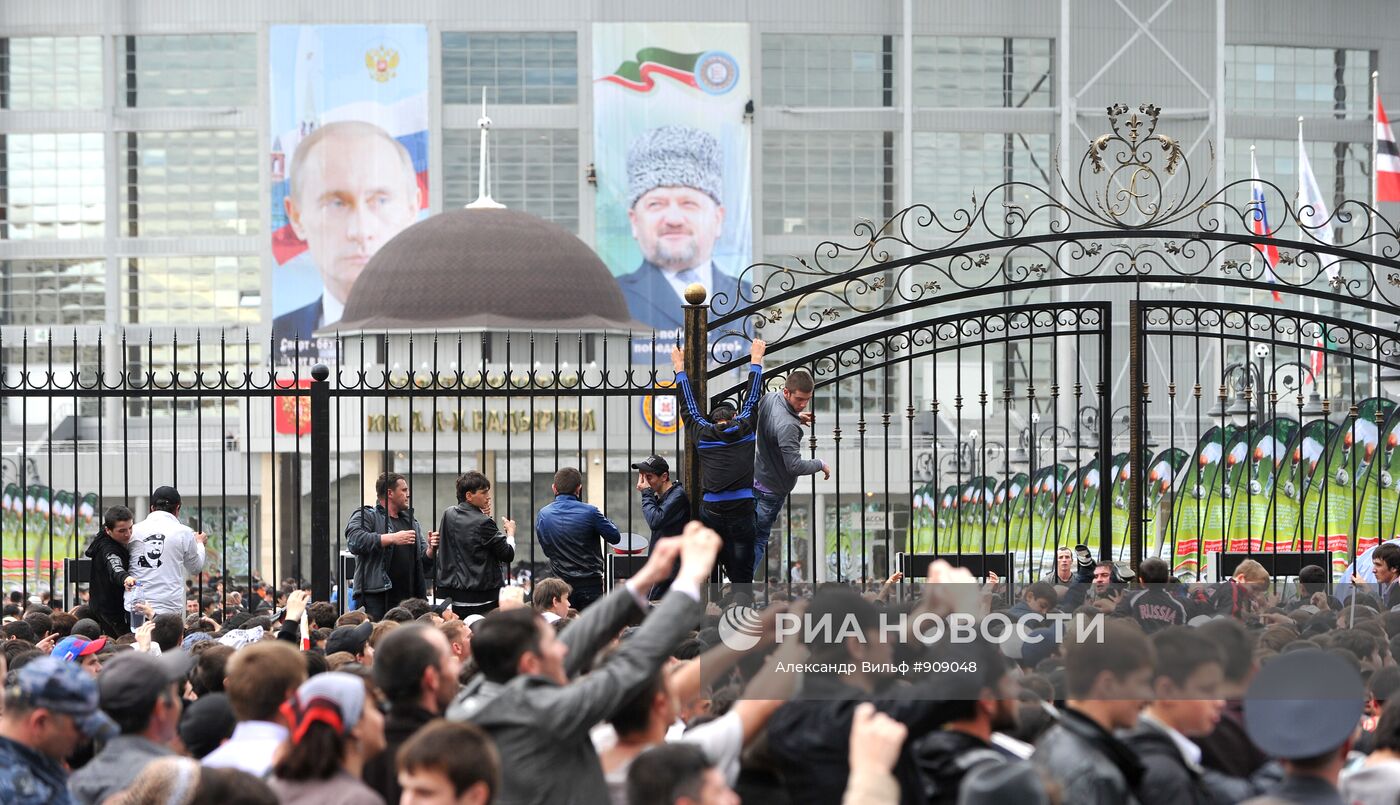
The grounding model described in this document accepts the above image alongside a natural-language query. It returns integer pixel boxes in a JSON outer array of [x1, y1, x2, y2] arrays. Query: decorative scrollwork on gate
[[707, 103, 1400, 368]]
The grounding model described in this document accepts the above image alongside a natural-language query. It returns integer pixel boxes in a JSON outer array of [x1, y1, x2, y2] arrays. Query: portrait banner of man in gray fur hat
[[615, 125, 745, 333]]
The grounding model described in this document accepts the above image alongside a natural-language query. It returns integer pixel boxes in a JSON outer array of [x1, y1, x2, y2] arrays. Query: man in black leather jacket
[[1124, 627, 1258, 805], [914, 641, 1022, 804], [1032, 620, 1154, 804], [435, 471, 516, 619], [84, 505, 137, 637]]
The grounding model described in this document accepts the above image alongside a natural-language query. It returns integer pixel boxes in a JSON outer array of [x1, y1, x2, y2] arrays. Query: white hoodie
[[128, 510, 207, 615]]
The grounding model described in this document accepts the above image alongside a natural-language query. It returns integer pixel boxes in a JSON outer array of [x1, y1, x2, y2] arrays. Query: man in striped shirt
[[672, 339, 765, 586]]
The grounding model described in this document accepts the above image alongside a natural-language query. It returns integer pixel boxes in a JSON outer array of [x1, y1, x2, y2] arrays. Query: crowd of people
[[2, 478, 1398, 805], [6, 337, 1400, 803]]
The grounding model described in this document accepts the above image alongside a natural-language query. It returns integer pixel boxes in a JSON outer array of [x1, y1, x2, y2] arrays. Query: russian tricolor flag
[[1249, 150, 1283, 303]]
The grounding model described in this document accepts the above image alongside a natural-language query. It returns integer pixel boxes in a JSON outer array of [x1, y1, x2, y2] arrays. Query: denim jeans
[[702, 501, 756, 584], [753, 489, 788, 578]]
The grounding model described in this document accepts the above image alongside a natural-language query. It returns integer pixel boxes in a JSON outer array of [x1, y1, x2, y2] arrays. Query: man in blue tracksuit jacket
[[672, 338, 765, 584]]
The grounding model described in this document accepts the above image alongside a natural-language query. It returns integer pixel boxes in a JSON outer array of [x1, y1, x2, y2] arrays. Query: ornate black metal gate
[[689, 102, 1400, 586]]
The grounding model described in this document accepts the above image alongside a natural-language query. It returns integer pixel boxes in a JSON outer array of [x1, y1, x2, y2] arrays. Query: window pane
[[1, 37, 103, 110], [121, 256, 261, 324], [443, 129, 579, 232], [762, 131, 894, 235], [125, 35, 257, 108], [912, 132, 1054, 227], [442, 32, 578, 105], [1225, 45, 1374, 118], [1, 259, 107, 325], [912, 37, 1053, 108], [121, 130, 260, 236], [1, 132, 106, 240], [761, 34, 894, 108]]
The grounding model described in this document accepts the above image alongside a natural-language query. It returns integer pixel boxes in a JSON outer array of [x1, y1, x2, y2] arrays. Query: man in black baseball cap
[[69, 650, 193, 804], [1244, 649, 1364, 804], [129, 485, 209, 617], [632, 454, 688, 600], [326, 619, 375, 666]]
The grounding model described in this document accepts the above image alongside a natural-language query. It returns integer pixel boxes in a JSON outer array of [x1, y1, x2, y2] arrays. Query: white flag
[[1297, 133, 1340, 281]]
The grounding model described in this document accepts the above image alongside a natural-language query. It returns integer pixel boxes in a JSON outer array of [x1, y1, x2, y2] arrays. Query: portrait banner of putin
[[592, 24, 753, 360], [268, 25, 430, 366]]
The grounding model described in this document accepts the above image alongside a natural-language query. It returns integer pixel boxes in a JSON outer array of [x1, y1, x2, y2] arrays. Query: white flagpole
[[1249, 144, 1257, 311], [1372, 71, 1380, 397], [1299, 117, 1311, 321]]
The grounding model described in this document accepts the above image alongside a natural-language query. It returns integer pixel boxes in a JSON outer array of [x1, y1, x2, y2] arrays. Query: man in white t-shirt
[[127, 487, 209, 617]]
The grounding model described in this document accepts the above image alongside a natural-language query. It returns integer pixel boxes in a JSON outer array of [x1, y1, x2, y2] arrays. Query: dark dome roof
[[332, 208, 637, 331]]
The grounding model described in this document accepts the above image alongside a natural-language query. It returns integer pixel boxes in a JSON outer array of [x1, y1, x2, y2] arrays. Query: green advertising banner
[[1225, 418, 1300, 552], [1272, 418, 1337, 551], [1301, 398, 1397, 569], [1031, 465, 1071, 558], [1144, 447, 1189, 559], [1169, 425, 1235, 576], [1359, 411, 1400, 549], [985, 473, 1028, 553], [1055, 456, 1104, 550]]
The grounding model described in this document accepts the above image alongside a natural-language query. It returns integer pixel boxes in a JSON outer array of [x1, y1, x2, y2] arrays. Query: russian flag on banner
[[1379, 98, 1400, 203], [270, 95, 430, 266], [1249, 150, 1284, 303]]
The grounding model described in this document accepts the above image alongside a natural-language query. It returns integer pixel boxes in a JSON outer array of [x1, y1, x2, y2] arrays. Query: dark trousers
[[361, 590, 401, 621], [92, 609, 130, 638], [562, 577, 604, 611], [646, 535, 681, 601], [436, 586, 500, 619], [703, 500, 756, 585]]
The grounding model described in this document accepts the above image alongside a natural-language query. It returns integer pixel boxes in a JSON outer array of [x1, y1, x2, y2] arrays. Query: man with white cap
[[1243, 649, 1364, 805], [617, 125, 743, 332]]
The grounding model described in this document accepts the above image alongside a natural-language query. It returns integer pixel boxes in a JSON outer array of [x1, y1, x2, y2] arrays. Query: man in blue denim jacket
[[536, 467, 621, 611]]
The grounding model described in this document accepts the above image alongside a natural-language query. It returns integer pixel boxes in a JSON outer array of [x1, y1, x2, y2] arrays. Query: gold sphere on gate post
[[683, 283, 708, 306]]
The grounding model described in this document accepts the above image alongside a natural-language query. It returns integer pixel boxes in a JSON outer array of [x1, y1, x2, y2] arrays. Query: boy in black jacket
[[672, 338, 765, 584], [1123, 627, 1249, 805], [84, 505, 136, 637]]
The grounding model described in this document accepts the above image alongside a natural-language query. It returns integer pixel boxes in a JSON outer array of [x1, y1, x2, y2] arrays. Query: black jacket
[[84, 532, 131, 626], [767, 673, 952, 805], [913, 729, 1009, 805], [1033, 706, 1145, 804], [345, 504, 430, 597], [364, 705, 436, 805], [1117, 587, 1188, 633], [676, 364, 763, 505], [1196, 700, 1269, 778], [640, 482, 689, 547], [435, 502, 515, 592], [1124, 717, 1236, 805]]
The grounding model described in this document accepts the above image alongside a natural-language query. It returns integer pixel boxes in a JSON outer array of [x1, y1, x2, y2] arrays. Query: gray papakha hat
[[626, 125, 723, 208]]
